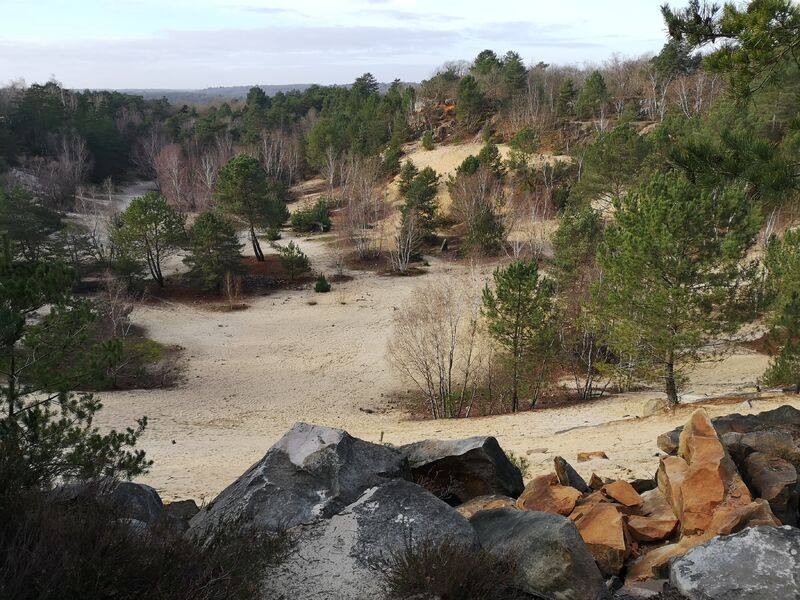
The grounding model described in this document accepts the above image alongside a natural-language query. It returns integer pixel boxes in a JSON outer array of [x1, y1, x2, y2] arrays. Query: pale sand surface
[[96, 231, 795, 502], [94, 146, 798, 503]]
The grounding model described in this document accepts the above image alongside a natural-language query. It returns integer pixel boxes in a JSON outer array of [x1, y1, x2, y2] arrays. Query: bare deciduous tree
[[342, 157, 387, 260], [155, 144, 190, 210], [388, 273, 484, 418], [390, 213, 420, 273], [132, 127, 168, 181]]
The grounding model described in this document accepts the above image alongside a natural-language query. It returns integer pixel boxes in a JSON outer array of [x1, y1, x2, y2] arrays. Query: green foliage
[[184, 211, 244, 292], [278, 241, 310, 280], [0, 187, 63, 264], [505, 451, 531, 478], [502, 51, 528, 97], [596, 172, 761, 404], [482, 260, 559, 411], [557, 79, 577, 116], [290, 199, 331, 232], [421, 131, 435, 151], [572, 123, 653, 206], [551, 204, 603, 290], [456, 75, 486, 127], [215, 154, 289, 261], [509, 127, 538, 155], [662, 0, 800, 98], [314, 274, 331, 293], [402, 167, 440, 238], [384, 540, 523, 600], [575, 71, 610, 119], [112, 192, 186, 287], [0, 260, 149, 502], [397, 160, 419, 196], [761, 229, 800, 391]]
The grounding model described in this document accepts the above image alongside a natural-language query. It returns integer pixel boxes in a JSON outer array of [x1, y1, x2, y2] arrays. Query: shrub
[[505, 451, 531, 478], [314, 274, 331, 293], [278, 241, 310, 280], [383, 540, 522, 600], [290, 199, 331, 232], [421, 131, 435, 151], [0, 490, 289, 600]]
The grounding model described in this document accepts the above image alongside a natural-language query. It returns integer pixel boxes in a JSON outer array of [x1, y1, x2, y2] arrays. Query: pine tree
[[184, 211, 244, 292], [402, 167, 440, 238], [596, 172, 761, 405], [482, 260, 558, 412], [278, 241, 310, 280], [215, 155, 289, 262], [575, 71, 610, 119], [557, 79, 577, 116], [112, 192, 185, 287]]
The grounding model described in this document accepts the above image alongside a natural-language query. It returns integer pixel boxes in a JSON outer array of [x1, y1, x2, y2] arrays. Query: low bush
[[0, 491, 289, 600], [290, 199, 331, 232], [383, 540, 523, 600], [314, 274, 331, 293], [421, 131, 435, 151]]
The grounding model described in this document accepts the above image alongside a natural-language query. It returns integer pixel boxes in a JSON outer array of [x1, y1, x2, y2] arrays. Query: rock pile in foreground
[[105, 405, 800, 599]]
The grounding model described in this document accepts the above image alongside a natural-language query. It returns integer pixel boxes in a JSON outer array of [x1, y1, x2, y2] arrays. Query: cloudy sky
[[1, 0, 672, 89]]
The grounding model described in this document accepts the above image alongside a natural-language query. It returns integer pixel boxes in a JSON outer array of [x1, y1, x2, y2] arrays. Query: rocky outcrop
[[669, 526, 800, 599], [629, 408, 782, 580], [657, 409, 763, 535], [573, 503, 629, 575], [263, 480, 479, 600], [399, 436, 524, 504], [554, 456, 590, 492], [454, 493, 516, 519], [471, 508, 609, 600], [744, 452, 798, 525], [602, 480, 643, 508], [189, 422, 409, 539], [516, 473, 582, 515]]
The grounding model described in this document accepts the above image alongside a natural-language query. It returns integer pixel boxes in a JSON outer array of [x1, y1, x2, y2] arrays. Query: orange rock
[[516, 474, 581, 516], [577, 451, 609, 462], [455, 494, 516, 519], [626, 515, 678, 542], [603, 480, 643, 507], [658, 408, 757, 535], [588, 473, 605, 490], [640, 488, 676, 520], [574, 503, 630, 575]]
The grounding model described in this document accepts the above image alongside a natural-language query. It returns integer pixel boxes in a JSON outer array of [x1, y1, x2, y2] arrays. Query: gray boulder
[[399, 436, 524, 504], [554, 456, 590, 493], [669, 526, 800, 599], [189, 422, 409, 538], [263, 479, 479, 600], [54, 479, 164, 524], [471, 508, 609, 600], [657, 404, 800, 455]]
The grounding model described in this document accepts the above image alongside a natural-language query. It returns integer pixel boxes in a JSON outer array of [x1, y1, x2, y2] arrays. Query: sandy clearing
[[96, 227, 795, 503]]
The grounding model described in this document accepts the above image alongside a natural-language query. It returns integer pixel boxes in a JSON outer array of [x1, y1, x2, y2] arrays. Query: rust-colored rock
[[455, 494, 516, 519], [516, 474, 581, 516], [588, 473, 605, 491], [573, 502, 629, 575], [640, 488, 676, 521], [626, 515, 678, 542], [577, 451, 609, 462], [658, 408, 758, 535], [603, 480, 643, 507]]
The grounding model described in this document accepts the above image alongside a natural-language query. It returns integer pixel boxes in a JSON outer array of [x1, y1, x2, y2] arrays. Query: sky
[[0, 0, 674, 89]]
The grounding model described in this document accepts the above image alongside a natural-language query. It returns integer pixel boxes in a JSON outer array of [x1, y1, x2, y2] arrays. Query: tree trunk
[[665, 350, 678, 406], [250, 225, 264, 262]]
